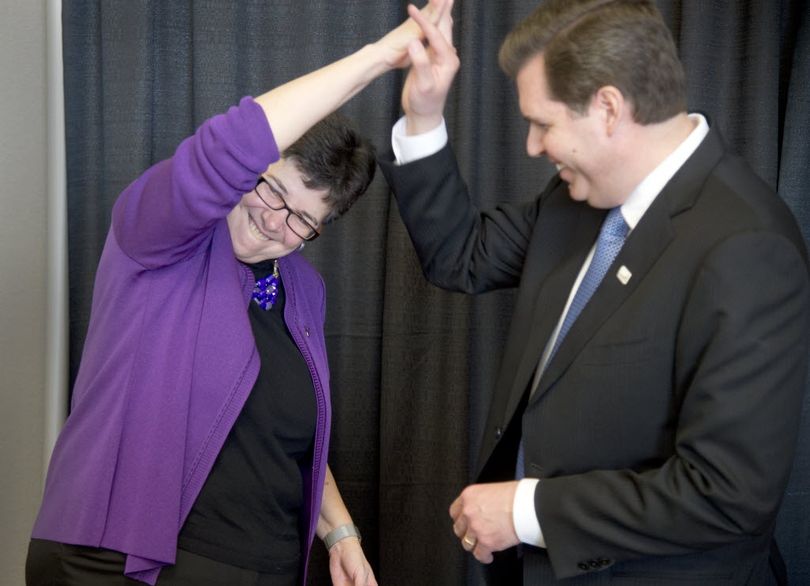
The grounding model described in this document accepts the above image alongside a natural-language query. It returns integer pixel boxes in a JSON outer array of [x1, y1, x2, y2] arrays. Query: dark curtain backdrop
[[62, 1, 810, 584]]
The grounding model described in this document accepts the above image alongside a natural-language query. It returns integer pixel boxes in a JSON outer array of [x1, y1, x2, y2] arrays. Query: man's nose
[[526, 127, 545, 158]]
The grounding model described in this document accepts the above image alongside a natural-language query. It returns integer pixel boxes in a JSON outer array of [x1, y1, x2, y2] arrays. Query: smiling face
[[226, 157, 330, 263], [516, 54, 619, 209]]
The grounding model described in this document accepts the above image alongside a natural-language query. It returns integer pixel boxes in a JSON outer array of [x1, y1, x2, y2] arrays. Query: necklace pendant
[[252, 260, 279, 310]]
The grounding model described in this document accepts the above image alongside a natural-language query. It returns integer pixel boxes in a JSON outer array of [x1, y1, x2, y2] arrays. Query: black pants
[[26, 539, 298, 586]]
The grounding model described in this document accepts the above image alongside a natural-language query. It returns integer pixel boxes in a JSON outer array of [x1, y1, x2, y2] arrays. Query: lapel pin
[[616, 265, 632, 285]]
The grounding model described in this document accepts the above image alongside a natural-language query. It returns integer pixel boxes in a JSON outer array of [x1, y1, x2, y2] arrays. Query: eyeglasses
[[253, 177, 321, 241]]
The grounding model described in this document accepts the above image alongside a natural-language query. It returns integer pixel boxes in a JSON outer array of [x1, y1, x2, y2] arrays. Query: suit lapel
[[503, 205, 605, 421], [532, 199, 675, 401]]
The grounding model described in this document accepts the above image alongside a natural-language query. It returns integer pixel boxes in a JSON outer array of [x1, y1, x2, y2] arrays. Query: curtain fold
[[63, 1, 810, 584]]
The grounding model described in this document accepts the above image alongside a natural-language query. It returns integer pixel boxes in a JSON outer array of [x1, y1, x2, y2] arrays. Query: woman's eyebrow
[[267, 174, 319, 226], [266, 174, 288, 195]]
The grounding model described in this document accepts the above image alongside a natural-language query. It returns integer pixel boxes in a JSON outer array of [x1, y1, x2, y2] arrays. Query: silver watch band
[[324, 523, 362, 550]]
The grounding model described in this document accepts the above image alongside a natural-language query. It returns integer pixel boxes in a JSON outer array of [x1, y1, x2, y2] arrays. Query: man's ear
[[592, 85, 625, 136]]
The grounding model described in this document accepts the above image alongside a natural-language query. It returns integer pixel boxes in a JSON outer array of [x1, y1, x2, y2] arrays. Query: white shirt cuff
[[391, 116, 448, 165], [513, 478, 546, 548]]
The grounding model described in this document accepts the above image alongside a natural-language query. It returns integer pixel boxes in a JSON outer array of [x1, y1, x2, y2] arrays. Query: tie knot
[[601, 208, 628, 241]]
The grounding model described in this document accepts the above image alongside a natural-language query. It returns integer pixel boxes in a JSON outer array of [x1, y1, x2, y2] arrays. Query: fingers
[[452, 494, 475, 554], [424, 0, 454, 45], [460, 534, 495, 564], [437, 0, 454, 44], [418, 0, 446, 27], [450, 484, 519, 565], [353, 569, 366, 586], [449, 496, 465, 535], [347, 559, 375, 586], [474, 545, 494, 564], [426, 0, 454, 38], [449, 495, 462, 520], [408, 2, 456, 62], [452, 521, 465, 539], [407, 41, 435, 94]]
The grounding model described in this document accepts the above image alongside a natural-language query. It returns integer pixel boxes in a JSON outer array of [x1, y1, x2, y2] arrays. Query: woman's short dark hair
[[498, 0, 686, 125], [283, 112, 376, 224]]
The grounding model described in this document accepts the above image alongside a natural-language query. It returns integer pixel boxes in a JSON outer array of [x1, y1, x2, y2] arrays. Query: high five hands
[[375, 0, 454, 71]]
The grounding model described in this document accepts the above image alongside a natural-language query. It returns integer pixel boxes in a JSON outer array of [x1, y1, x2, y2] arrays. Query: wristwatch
[[324, 523, 362, 550]]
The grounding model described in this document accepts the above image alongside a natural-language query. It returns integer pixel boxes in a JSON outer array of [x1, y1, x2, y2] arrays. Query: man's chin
[[566, 184, 587, 202]]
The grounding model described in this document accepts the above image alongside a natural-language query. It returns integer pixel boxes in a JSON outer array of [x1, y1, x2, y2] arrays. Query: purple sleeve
[[112, 96, 279, 268]]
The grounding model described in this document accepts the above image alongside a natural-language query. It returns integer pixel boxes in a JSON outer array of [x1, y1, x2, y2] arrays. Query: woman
[[25, 2, 448, 584]]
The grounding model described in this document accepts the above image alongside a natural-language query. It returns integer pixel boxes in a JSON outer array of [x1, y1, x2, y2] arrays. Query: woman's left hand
[[327, 536, 378, 586]]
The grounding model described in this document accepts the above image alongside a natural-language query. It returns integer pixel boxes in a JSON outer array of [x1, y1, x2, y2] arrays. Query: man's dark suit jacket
[[380, 126, 810, 585]]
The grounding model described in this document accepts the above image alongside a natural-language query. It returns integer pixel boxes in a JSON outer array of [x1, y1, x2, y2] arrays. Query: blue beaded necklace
[[252, 260, 279, 310]]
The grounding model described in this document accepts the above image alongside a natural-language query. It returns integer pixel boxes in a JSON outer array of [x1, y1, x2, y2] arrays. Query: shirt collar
[[620, 113, 710, 230]]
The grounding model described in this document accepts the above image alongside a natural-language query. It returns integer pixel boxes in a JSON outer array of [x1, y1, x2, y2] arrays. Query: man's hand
[[401, 0, 460, 135], [449, 481, 521, 563]]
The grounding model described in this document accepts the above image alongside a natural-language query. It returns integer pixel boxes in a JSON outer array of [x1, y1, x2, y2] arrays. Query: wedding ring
[[462, 535, 477, 549]]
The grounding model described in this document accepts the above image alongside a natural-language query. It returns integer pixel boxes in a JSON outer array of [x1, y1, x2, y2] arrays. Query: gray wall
[[0, 1, 52, 584]]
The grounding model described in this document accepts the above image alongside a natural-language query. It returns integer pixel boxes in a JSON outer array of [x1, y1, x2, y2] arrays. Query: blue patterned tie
[[516, 207, 629, 478]]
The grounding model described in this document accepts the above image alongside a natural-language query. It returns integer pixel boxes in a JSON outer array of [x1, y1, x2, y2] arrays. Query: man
[[380, 0, 810, 583]]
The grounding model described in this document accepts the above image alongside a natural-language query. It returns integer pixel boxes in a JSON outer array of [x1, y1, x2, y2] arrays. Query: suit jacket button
[[599, 558, 611, 567], [495, 426, 503, 439], [577, 562, 589, 571], [589, 560, 601, 568]]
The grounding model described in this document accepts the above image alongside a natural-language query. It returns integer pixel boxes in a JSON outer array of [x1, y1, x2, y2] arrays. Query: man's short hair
[[499, 0, 687, 124], [284, 112, 376, 224]]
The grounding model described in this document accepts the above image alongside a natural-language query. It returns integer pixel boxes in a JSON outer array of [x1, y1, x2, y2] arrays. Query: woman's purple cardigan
[[31, 98, 332, 585]]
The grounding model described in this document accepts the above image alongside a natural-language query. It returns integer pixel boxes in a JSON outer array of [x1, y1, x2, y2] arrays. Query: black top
[[178, 259, 317, 577]]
